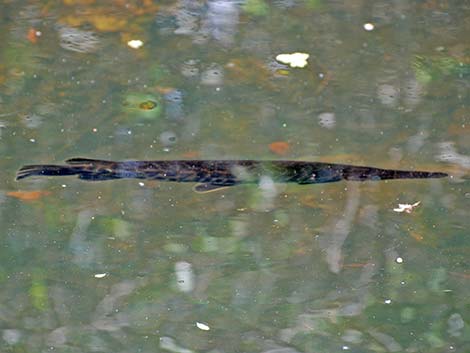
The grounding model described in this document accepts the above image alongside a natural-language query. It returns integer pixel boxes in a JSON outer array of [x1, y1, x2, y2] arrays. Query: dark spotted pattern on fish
[[16, 158, 447, 188]]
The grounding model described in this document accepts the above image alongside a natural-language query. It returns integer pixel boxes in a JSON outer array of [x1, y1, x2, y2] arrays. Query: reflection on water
[[318, 184, 360, 274], [57, 25, 100, 53], [0, 0, 469, 352]]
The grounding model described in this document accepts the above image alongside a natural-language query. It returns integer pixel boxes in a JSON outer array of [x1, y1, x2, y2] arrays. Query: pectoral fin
[[193, 183, 232, 193]]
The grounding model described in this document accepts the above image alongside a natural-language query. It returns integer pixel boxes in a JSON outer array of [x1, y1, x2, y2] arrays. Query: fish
[[16, 158, 448, 193]]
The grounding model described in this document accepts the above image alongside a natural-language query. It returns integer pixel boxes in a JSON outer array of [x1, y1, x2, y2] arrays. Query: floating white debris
[[275, 52, 309, 68], [384, 299, 392, 304], [196, 322, 210, 331], [393, 201, 421, 213], [94, 273, 107, 278], [138, 182, 145, 187], [363, 23, 374, 31], [395, 257, 403, 264], [127, 39, 144, 49]]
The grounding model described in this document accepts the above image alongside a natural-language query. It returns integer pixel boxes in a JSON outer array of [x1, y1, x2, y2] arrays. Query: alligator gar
[[16, 158, 447, 192]]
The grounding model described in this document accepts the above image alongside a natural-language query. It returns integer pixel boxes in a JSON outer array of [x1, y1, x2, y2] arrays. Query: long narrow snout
[[341, 165, 448, 181]]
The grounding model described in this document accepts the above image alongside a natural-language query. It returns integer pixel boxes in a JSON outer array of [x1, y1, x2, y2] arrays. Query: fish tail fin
[[66, 158, 143, 180], [16, 164, 82, 180], [16, 158, 120, 181]]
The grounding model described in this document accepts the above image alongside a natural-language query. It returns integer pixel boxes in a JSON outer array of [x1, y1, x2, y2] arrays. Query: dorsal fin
[[66, 157, 111, 165]]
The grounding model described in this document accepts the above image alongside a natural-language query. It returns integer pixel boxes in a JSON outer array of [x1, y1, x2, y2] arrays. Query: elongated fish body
[[16, 158, 447, 191]]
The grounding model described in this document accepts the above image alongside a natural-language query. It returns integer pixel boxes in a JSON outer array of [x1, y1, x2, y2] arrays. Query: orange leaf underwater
[[27, 28, 40, 43], [7, 190, 51, 201], [269, 141, 291, 156], [181, 151, 201, 159]]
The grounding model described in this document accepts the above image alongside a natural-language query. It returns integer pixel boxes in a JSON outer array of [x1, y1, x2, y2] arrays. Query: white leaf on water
[[196, 322, 210, 331], [127, 40, 143, 49], [275, 52, 309, 68], [393, 201, 420, 213]]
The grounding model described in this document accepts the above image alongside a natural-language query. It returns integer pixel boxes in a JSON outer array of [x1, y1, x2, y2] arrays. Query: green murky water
[[0, 1, 469, 352]]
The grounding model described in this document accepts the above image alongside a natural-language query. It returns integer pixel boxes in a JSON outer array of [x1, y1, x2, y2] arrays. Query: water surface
[[0, 1, 469, 352]]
